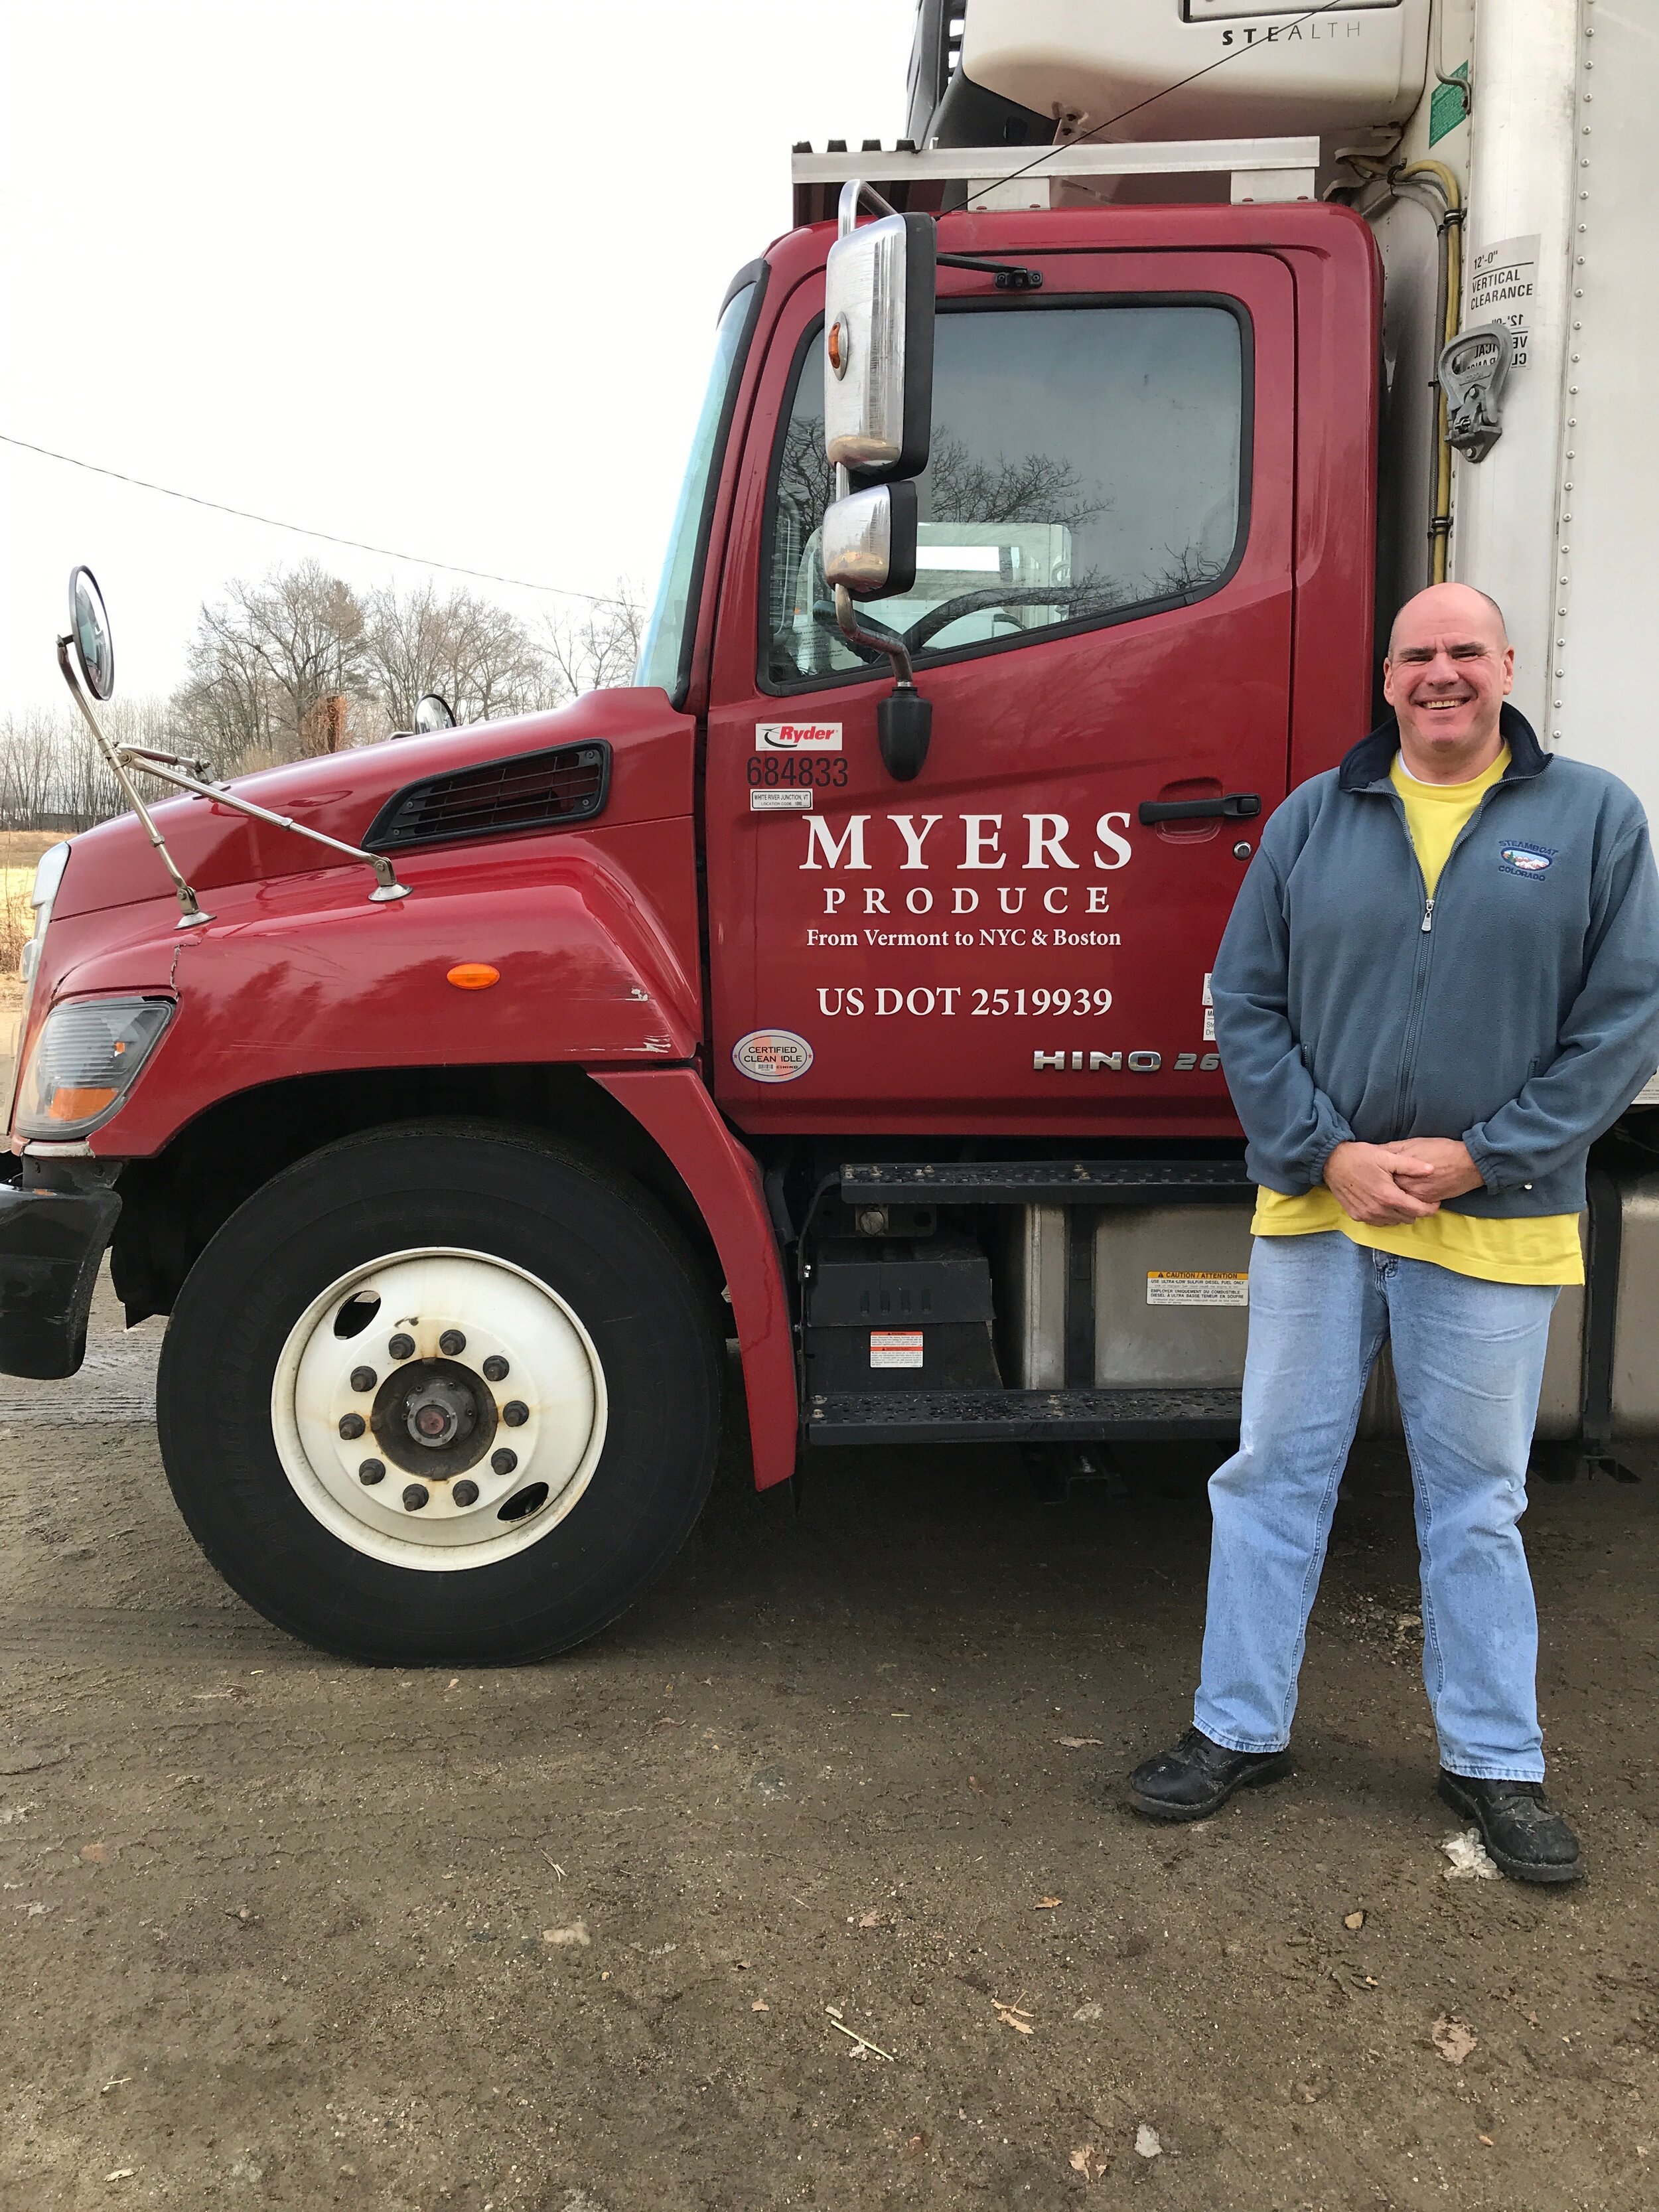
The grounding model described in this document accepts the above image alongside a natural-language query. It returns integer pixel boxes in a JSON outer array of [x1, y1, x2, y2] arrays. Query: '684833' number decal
[[749, 755, 848, 789]]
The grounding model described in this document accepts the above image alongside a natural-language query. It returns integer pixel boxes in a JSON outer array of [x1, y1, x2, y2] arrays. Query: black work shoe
[[1437, 1771, 1585, 1885], [1128, 1728, 1295, 1823]]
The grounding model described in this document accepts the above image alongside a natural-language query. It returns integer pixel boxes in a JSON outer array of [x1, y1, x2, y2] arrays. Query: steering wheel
[[796, 583, 1108, 670], [800, 599, 907, 668], [893, 584, 1108, 654]]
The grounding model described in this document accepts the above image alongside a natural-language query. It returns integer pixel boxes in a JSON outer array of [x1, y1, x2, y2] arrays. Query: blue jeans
[[1194, 1232, 1559, 1781]]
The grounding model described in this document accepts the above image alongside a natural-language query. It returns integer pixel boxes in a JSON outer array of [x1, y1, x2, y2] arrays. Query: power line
[[9, 12, 1356, 599], [962, 0, 1354, 212], [0, 430, 612, 603]]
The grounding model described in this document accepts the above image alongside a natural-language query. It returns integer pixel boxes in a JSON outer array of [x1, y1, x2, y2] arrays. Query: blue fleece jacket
[[1211, 704, 1659, 1218]]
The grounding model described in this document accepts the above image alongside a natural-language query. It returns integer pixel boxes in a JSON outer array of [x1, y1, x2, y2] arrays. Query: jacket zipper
[[1384, 794, 1436, 1125], [1389, 778, 1508, 1122]]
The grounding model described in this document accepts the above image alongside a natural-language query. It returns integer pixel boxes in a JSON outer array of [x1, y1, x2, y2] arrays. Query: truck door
[[704, 250, 1296, 1134]]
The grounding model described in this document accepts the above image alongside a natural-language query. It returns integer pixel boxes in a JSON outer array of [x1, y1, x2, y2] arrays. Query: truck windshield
[[636, 281, 757, 699]]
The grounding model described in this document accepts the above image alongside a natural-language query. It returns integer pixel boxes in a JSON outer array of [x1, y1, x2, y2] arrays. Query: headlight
[[13, 997, 173, 1140], [19, 841, 70, 988]]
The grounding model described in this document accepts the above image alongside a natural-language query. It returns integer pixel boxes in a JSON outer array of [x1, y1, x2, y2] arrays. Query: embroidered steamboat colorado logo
[[1499, 843, 1557, 877]]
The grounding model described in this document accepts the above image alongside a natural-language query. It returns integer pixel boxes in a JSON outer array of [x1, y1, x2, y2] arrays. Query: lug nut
[[402, 1483, 429, 1511], [358, 1458, 386, 1485], [482, 1355, 509, 1382], [439, 1329, 467, 1357], [491, 1448, 518, 1475], [388, 1333, 415, 1361], [338, 1412, 366, 1439], [453, 1479, 480, 1507], [502, 1400, 528, 1428], [349, 1365, 378, 1394]]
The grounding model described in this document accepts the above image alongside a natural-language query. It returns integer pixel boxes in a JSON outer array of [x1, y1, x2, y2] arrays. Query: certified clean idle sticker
[[732, 1029, 814, 1082], [1146, 1272, 1248, 1308], [755, 721, 842, 751]]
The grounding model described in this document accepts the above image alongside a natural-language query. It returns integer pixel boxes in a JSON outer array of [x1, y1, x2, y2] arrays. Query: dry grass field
[[0, 832, 70, 1090], [0, 832, 62, 981]]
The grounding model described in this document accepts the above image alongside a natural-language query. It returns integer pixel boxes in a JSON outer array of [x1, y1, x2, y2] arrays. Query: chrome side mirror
[[821, 482, 918, 601], [68, 567, 115, 701], [413, 692, 457, 732], [820, 182, 936, 786], [822, 205, 934, 482]]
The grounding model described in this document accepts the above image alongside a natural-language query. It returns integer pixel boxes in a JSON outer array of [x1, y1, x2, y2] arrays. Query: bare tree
[[171, 606, 280, 775], [541, 582, 646, 704], [0, 699, 167, 832], [0, 561, 644, 836], [925, 433, 1107, 532], [364, 583, 549, 729], [239, 563, 368, 752], [171, 563, 368, 769], [0, 712, 62, 830]]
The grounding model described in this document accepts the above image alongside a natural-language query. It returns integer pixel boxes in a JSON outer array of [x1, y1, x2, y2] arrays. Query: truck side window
[[761, 301, 1246, 690]]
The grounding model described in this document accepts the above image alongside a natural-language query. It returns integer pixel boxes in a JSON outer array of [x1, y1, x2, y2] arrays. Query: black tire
[[155, 1122, 723, 1664]]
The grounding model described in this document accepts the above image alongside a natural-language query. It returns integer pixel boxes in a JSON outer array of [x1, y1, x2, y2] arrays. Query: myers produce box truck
[[7, 0, 1654, 1662]]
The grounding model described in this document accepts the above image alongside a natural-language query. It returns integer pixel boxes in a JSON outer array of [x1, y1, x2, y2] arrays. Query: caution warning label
[[1146, 1272, 1249, 1308]]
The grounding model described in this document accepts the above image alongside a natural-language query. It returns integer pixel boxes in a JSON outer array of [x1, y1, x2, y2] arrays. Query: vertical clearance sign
[[1468, 236, 1539, 369]]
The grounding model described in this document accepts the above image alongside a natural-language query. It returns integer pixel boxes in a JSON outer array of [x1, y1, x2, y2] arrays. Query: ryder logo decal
[[757, 721, 842, 752], [1500, 843, 1556, 877], [732, 1029, 814, 1083]]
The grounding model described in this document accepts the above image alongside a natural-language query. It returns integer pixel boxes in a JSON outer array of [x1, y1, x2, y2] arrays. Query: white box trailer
[[904, 0, 1656, 824]]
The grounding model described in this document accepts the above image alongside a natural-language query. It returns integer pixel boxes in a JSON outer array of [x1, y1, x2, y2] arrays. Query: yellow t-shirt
[[1252, 745, 1583, 1286]]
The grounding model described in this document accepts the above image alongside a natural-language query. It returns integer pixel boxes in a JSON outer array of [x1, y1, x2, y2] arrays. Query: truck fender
[[44, 822, 702, 1159], [595, 1069, 796, 1491]]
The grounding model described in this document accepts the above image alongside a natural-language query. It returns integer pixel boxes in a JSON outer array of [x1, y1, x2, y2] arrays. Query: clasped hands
[[1323, 1137, 1486, 1226]]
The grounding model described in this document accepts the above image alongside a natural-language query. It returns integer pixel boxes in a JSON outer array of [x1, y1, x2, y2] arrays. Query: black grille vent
[[364, 742, 610, 852]]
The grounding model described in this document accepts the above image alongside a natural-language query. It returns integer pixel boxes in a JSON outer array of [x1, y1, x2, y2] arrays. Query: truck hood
[[53, 686, 685, 920]]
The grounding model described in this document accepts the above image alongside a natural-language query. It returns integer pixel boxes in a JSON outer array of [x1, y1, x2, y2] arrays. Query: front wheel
[[157, 1124, 723, 1663]]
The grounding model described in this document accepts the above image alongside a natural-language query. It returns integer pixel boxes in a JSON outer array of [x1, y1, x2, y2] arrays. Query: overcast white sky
[[0, 1, 915, 712]]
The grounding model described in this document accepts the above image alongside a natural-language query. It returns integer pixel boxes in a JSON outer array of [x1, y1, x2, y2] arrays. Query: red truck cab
[[0, 190, 1378, 1663]]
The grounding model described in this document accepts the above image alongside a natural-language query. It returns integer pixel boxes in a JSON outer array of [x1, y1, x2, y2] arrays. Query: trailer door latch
[[1437, 321, 1516, 463]]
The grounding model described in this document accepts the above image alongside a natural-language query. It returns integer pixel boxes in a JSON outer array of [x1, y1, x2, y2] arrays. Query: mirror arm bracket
[[834, 578, 922, 683], [837, 177, 900, 240], [832, 506, 931, 786], [56, 638, 214, 929], [935, 252, 1043, 292], [111, 747, 413, 903]]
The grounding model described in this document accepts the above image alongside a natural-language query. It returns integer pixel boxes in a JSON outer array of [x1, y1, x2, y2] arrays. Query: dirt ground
[[1, 1281, 1656, 2211]]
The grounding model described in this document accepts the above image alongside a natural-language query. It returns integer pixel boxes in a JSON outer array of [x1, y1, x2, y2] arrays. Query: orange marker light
[[446, 963, 500, 991], [50, 1086, 119, 1121]]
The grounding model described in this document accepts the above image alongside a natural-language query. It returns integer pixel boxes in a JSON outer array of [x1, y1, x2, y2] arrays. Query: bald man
[[1129, 584, 1659, 1880]]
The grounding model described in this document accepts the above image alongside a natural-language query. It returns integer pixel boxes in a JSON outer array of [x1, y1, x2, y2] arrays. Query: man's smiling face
[[1382, 583, 1515, 780]]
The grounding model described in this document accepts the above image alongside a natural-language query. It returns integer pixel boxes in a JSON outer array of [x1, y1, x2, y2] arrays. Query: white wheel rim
[[270, 1247, 608, 1571]]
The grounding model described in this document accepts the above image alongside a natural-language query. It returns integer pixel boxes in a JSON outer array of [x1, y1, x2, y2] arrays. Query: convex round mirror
[[413, 692, 456, 733], [68, 566, 115, 701]]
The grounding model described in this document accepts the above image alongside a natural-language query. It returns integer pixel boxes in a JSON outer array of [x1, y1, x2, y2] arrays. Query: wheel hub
[[272, 1248, 607, 1570], [369, 1357, 496, 1477]]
